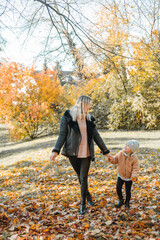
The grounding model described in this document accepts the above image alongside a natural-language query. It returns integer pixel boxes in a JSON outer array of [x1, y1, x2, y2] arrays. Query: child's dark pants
[[116, 177, 133, 203]]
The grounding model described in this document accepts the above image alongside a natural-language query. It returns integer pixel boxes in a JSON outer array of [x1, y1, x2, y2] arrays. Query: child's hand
[[132, 177, 138, 182]]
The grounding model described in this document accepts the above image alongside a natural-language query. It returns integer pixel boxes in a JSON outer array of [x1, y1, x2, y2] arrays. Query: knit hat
[[126, 140, 139, 153]]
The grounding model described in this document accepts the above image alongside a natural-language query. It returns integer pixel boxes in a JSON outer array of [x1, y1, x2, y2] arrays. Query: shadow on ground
[[0, 139, 57, 159], [1, 136, 159, 160]]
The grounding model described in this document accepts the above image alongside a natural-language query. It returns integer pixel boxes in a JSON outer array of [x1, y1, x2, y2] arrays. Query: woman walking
[[50, 95, 110, 214]]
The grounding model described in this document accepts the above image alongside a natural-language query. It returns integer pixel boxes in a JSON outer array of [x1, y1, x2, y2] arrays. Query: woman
[[50, 95, 110, 214]]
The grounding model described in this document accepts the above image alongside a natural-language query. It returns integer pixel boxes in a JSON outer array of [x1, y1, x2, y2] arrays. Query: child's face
[[123, 145, 132, 154]]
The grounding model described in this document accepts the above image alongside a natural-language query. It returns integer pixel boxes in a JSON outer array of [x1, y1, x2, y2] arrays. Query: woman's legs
[[78, 157, 91, 205], [69, 157, 91, 206], [69, 156, 81, 177]]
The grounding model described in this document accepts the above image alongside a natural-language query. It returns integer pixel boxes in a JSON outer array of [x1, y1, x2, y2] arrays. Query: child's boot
[[116, 199, 124, 208]]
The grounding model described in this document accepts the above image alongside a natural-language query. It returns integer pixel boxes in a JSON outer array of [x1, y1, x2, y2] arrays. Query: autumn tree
[[88, 1, 160, 130], [106, 0, 160, 129], [0, 61, 65, 140], [127, 31, 160, 129]]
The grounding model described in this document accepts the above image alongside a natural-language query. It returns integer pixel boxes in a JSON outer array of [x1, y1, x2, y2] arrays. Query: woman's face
[[84, 102, 92, 114]]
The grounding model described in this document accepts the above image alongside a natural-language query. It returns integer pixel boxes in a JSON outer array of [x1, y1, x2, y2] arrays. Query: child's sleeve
[[108, 153, 119, 164], [131, 156, 139, 178]]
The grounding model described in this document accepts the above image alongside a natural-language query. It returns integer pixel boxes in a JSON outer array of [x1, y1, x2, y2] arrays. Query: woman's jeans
[[116, 177, 133, 203], [69, 156, 91, 205]]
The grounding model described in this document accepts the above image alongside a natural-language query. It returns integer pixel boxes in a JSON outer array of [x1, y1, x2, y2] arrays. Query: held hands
[[105, 153, 113, 161]]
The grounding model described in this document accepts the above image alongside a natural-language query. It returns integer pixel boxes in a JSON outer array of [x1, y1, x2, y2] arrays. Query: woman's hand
[[50, 151, 58, 161]]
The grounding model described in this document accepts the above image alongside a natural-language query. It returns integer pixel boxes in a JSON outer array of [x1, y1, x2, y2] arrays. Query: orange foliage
[[0, 61, 63, 140]]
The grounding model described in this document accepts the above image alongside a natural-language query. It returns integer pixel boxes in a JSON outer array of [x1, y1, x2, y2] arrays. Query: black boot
[[116, 199, 124, 208], [87, 192, 94, 206], [80, 204, 85, 215], [125, 201, 130, 209]]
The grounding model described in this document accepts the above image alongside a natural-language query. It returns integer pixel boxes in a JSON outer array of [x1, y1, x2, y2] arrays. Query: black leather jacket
[[53, 110, 110, 161]]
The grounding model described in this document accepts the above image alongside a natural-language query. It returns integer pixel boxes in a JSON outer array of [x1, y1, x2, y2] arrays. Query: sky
[[0, 0, 96, 71], [1, 27, 75, 71], [1, 30, 42, 68]]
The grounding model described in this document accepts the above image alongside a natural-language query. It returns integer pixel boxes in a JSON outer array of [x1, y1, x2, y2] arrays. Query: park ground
[[0, 124, 160, 239]]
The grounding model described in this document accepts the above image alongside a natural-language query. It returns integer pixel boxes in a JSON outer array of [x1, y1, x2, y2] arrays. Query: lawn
[[0, 124, 160, 239]]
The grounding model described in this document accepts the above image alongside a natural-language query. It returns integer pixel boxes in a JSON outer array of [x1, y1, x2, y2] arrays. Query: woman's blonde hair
[[70, 95, 92, 121]]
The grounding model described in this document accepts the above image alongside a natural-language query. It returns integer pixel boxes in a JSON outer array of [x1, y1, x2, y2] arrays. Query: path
[[0, 123, 159, 167]]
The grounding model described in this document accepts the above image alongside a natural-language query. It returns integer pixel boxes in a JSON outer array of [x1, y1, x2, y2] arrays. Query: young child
[[108, 140, 139, 209]]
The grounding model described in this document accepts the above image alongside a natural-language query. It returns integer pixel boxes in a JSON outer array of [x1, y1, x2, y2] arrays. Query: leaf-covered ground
[[0, 128, 160, 240]]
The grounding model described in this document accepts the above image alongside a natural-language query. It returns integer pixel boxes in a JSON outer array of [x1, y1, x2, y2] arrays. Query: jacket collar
[[123, 151, 135, 158], [64, 110, 96, 133]]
